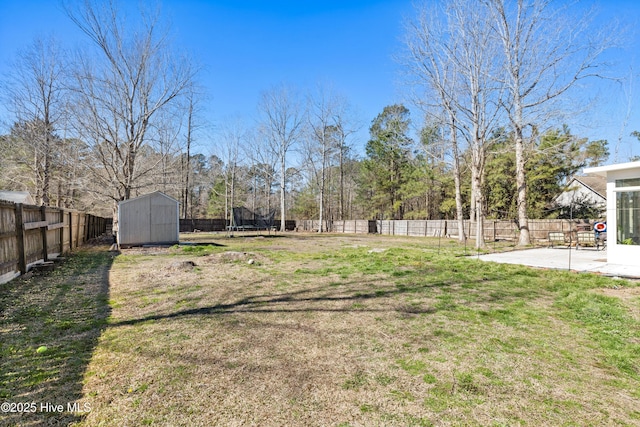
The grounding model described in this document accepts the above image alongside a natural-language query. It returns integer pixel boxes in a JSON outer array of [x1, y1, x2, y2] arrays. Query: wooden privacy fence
[[294, 218, 595, 242], [0, 201, 108, 284], [295, 220, 377, 234], [180, 219, 297, 232]]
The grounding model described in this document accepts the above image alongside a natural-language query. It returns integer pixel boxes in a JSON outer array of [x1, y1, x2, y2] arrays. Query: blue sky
[[1, 0, 639, 161]]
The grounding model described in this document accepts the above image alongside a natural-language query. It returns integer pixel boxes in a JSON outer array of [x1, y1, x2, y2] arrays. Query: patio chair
[[576, 231, 604, 250], [548, 232, 566, 248]]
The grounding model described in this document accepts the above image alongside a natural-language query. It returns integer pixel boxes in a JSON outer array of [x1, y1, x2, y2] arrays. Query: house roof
[[0, 190, 35, 204], [572, 175, 606, 198]]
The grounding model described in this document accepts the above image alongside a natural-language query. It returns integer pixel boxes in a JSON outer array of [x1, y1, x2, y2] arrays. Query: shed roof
[[118, 191, 179, 206]]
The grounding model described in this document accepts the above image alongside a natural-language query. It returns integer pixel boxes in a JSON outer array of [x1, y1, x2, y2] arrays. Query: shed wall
[[118, 193, 178, 246]]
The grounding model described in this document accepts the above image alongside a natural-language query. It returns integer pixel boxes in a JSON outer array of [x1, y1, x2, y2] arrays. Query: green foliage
[[361, 104, 414, 219], [289, 185, 318, 219], [206, 177, 227, 217], [484, 126, 609, 219], [484, 129, 517, 218]]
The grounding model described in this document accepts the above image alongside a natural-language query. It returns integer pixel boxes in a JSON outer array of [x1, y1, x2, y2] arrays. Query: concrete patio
[[476, 247, 640, 279]]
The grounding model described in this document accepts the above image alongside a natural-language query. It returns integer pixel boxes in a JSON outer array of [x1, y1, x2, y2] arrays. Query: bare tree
[[486, 0, 612, 245], [181, 88, 207, 219], [3, 36, 67, 205], [403, 4, 466, 242], [183, 93, 195, 219], [65, 0, 194, 231], [245, 127, 278, 217], [404, 0, 503, 248], [258, 84, 304, 232], [305, 85, 356, 232], [218, 118, 247, 229]]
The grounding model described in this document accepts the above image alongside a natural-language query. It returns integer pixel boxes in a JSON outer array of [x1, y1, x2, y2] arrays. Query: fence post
[[69, 211, 73, 251], [76, 213, 81, 247], [14, 203, 27, 274], [60, 209, 65, 254], [40, 205, 49, 262]]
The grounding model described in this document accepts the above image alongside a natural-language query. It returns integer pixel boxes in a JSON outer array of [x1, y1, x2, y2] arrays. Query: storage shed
[[117, 192, 179, 247]]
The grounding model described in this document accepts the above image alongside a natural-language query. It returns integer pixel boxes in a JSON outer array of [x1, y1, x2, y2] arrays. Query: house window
[[616, 179, 640, 245]]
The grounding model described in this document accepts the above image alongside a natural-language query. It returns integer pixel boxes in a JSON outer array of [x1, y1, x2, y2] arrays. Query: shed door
[[150, 197, 178, 243]]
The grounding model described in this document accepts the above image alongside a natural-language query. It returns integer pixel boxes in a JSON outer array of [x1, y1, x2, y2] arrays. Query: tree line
[[0, 0, 630, 244]]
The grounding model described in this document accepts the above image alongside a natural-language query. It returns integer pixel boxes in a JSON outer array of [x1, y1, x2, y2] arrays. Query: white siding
[[605, 170, 640, 266], [585, 162, 640, 266]]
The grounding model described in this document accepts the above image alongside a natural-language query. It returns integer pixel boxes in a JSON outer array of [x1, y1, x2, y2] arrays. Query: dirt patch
[[204, 251, 266, 264], [166, 260, 198, 271], [599, 286, 640, 298], [120, 246, 173, 255], [598, 285, 640, 320]]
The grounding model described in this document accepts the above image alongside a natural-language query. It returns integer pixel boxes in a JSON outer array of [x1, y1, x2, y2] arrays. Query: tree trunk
[[339, 145, 345, 220], [280, 154, 286, 232], [184, 100, 192, 219], [473, 171, 485, 248], [449, 119, 466, 242], [515, 123, 530, 246], [472, 132, 486, 249]]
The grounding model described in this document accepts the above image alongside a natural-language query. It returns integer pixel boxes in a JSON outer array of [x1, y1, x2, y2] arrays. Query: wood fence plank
[[14, 203, 26, 274], [40, 206, 48, 262], [69, 212, 73, 250], [0, 259, 18, 271], [23, 220, 48, 230]]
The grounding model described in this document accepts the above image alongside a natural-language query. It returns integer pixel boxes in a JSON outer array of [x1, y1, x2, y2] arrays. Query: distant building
[[117, 191, 180, 247], [554, 176, 606, 216], [0, 190, 35, 205]]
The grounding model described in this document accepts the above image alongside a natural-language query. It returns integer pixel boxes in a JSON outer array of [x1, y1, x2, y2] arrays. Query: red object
[[594, 222, 607, 232]]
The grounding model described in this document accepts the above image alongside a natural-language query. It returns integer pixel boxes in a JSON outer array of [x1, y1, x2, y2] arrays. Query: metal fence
[[0, 201, 108, 284]]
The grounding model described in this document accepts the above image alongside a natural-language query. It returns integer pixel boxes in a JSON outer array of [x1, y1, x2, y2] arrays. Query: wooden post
[[76, 213, 81, 247], [40, 205, 49, 262], [59, 209, 65, 253], [69, 211, 73, 250], [14, 203, 27, 274]]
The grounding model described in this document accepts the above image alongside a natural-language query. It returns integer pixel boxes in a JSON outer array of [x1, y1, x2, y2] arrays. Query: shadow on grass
[[0, 246, 115, 426], [108, 269, 516, 328]]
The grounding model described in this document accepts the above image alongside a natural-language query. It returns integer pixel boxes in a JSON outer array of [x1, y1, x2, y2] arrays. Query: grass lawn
[[1, 233, 639, 426]]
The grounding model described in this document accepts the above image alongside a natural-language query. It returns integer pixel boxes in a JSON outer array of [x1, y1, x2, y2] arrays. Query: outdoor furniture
[[548, 232, 566, 248], [576, 231, 604, 251]]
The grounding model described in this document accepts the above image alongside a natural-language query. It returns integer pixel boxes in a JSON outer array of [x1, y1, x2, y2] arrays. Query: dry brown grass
[[3, 233, 638, 426]]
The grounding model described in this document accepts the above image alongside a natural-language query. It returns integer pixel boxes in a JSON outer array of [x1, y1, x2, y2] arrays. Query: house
[[584, 161, 640, 266], [117, 191, 180, 247], [0, 190, 35, 205], [554, 176, 606, 216]]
